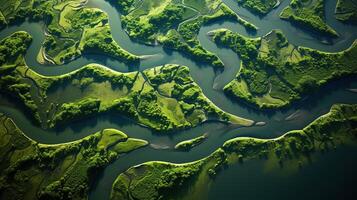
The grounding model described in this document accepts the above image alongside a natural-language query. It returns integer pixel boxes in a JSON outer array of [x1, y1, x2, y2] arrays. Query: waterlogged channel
[[0, 0, 357, 199]]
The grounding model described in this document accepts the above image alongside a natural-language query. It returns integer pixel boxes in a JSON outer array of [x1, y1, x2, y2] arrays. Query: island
[[0, 31, 254, 131], [211, 28, 357, 108], [0, 113, 148, 200], [335, 0, 357, 23], [174, 134, 207, 151], [235, 0, 280, 15], [0, 0, 138, 65], [110, 0, 257, 69], [110, 104, 357, 200], [280, 0, 338, 37]]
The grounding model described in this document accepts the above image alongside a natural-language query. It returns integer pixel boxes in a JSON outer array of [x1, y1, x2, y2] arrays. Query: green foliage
[[111, 161, 203, 200], [111, 104, 357, 199], [51, 98, 101, 127], [236, 0, 279, 15], [280, 0, 338, 37], [0, 31, 32, 65], [120, 0, 256, 69], [0, 113, 147, 200], [0, 31, 250, 132], [212, 29, 357, 108], [174, 134, 207, 151], [0, 32, 41, 122], [296, 75, 318, 93], [335, 0, 357, 23]]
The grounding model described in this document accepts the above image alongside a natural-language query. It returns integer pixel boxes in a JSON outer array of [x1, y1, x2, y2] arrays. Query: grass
[[280, 0, 339, 37], [212, 28, 357, 109], [111, 138, 149, 154], [0, 112, 148, 200], [97, 129, 128, 150], [121, 0, 256, 69], [184, 0, 221, 14], [335, 0, 357, 23], [39, 2, 139, 65], [0, 33, 253, 132], [111, 104, 357, 200], [174, 134, 207, 151], [236, 0, 279, 15]]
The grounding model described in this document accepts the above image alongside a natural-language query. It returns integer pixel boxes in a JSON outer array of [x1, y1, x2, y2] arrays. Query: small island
[[0, 31, 254, 131], [211, 28, 357, 108], [174, 134, 207, 151]]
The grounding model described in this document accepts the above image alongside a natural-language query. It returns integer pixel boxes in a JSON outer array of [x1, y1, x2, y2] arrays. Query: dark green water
[[209, 146, 357, 200], [0, 0, 356, 199]]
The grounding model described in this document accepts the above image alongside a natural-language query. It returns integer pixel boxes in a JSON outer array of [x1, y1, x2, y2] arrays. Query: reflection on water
[[208, 146, 357, 200]]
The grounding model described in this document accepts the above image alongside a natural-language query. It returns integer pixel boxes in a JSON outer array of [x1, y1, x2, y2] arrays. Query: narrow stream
[[0, 0, 356, 199]]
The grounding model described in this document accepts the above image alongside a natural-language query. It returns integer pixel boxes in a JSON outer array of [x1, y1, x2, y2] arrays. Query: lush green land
[[0, 31, 253, 131], [280, 0, 338, 37], [0, 114, 148, 200], [211, 29, 357, 108], [113, 0, 256, 69], [235, 0, 280, 15], [111, 104, 357, 200], [174, 134, 207, 151], [335, 0, 357, 23], [0, 0, 138, 65]]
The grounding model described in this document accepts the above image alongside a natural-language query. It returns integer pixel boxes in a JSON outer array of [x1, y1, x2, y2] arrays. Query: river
[[0, 0, 356, 199]]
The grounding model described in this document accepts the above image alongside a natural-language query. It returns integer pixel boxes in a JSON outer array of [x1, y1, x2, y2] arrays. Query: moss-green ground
[[0, 31, 253, 131], [0, 0, 138, 65], [111, 104, 357, 200], [174, 133, 207, 151], [235, 0, 279, 15], [335, 0, 357, 23], [0, 113, 148, 200], [280, 0, 338, 37], [118, 0, 256, 69], [211, 28, 357, 109]]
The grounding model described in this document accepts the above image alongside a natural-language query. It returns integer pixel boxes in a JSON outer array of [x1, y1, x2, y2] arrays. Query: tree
[[297, 75, 318, 94]]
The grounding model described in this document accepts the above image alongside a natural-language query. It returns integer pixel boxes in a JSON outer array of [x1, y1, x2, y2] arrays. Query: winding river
[[0, 0, 357, 199]]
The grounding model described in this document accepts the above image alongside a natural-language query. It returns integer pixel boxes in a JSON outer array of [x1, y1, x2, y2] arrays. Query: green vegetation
[[280, 0, 338, 37], [50, 98, 101, 127], [0, 31, 41, 122], [116, 0, 256, 69], [0, 31, 253, 131], [106, 0, 136, 14], [211, 29, 357, 108], [335, 0, 357, 23], [0, 0, 52, 28], [235, 0, 280, 15], [111, 104, 357, 200], [110, 150, 227, 200], [0, 113, 148, 200], [0, 0, 138, 65], [174, 134, 207, 151], [42, 2, 138, 65]]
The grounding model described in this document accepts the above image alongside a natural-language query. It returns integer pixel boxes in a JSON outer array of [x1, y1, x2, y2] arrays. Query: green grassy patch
[[280, 0, 338, 37], [174, 134, 207, 151], [212, 29, 357, 109], [335, 0, 357, 23], [111, 104, 357, 200], [0, 113, 147, 200], [0, 34, 253, 132]]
